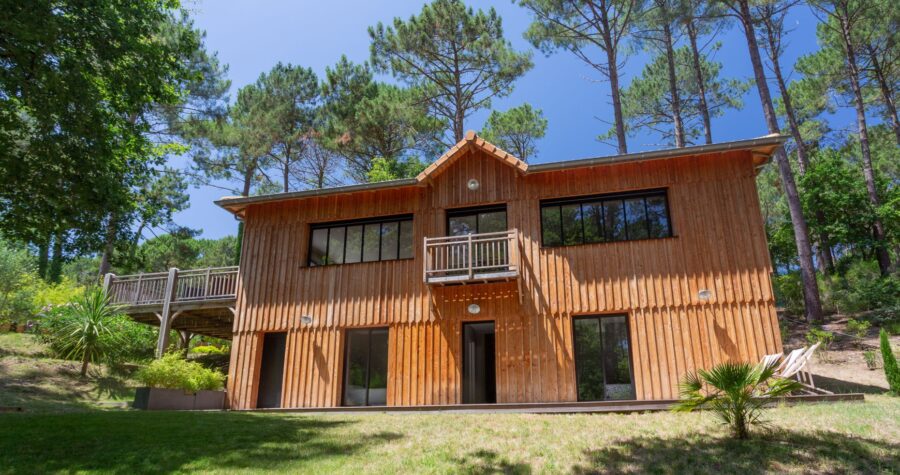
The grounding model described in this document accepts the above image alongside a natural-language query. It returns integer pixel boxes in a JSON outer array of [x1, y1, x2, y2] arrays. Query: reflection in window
[[540, 190, 671, 247], [309, 216, 413, 266], [343, 328, 388, 406], [573, 315, 634, 401]]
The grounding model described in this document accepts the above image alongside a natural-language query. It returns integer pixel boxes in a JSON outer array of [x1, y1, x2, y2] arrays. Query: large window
[[540, 190, 671, 247], [309, 215, 413, 266], [573, 315, 634, 401], [447, 205, 507, 236], [342, 328, 389, 406]]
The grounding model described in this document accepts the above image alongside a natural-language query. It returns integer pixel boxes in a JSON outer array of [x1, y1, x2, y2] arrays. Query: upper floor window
[[309, 215, 414, 266], [447, 205, 507, 236], [540, 189, 672, 247]]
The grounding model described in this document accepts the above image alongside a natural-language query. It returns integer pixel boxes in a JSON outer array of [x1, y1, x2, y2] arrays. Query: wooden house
[[214, 132, 786, 410]]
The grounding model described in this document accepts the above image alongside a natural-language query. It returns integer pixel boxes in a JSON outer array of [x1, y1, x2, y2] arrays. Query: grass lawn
[[1, 396, 898, 474]]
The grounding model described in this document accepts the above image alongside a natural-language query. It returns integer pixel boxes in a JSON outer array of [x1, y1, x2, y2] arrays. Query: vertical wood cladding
[[225, 148, 782, 409]]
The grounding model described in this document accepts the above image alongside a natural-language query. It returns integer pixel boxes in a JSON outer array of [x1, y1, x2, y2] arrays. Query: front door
[[573, 315, 635, 401], [462, 321, 497, 404], [256, 332, 287, 408]]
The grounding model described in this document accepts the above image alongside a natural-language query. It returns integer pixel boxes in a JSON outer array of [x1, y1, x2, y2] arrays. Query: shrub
[[0, 239, 41, 328], [190, 345, 228, 355], [869, 306, 900, 335], [805, 327, 834, 352], [136, 353, 225, 392], [863, 350, 879, 370], [827, 261, 900, 313], [673, 361, 801, 439], [772, 272, 804, 315], [846, 318, 871, 339], [880, 329, 900, 395]]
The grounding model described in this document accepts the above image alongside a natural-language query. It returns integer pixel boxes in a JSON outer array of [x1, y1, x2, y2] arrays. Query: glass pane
[[398, 220, 414, 259], [541, 206, 562, 246], [363, 223, 381, 262], [380, 222, 399, 260], [345, 225, 363, 264], [601, 316, 634, 400], [574, 318, 605, 401], [603, 200, 626, 241], [561, 203, 584, 246], [624, 198, 648, 240], [367, 329, 389, 406], [477, 211, 507, 234], [343, 330, 369, 406], [327, 227, 345, 265], [309, 228, 328, 266], [583, 202, 604, 244], [646, 195, 670, 238], [449, 214, 478, 236]]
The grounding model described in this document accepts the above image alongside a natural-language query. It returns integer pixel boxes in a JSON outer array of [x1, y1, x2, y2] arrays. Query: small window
[[540, 190, 671, 247], [309, 215, 413, 266]]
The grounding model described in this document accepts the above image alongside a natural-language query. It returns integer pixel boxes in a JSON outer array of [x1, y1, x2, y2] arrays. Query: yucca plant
[[672, 361, 801, 439], [53, 287, 123, 377]]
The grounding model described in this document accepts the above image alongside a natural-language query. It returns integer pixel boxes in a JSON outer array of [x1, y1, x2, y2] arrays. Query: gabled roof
[[416, 130, 527, 183], [215, 133, 788, 217]]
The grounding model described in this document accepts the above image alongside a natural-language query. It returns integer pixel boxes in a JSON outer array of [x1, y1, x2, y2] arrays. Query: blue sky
[[179, 0, 827, 239]]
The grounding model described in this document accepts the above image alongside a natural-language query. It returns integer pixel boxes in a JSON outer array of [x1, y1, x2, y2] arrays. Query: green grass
[[0, 397, 897, 474]]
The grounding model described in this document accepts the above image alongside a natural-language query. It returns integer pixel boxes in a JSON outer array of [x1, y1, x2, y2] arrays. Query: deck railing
[[105, 266, 239, 306], [423, 229, 519, 284]]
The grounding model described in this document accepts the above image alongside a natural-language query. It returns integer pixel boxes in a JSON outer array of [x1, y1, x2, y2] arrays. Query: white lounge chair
[[759, 352, 783, 369], [775, 343, 831, 394]]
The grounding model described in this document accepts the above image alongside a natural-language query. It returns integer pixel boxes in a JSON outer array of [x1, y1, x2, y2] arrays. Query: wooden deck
[[104, 267, 238, 354], [245, 393, 865, 415]]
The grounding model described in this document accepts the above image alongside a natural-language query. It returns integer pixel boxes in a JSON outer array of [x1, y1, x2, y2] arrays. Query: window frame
[[571, 314, 636, 402], [445, 204, 508, 236], [539, 189, 673, 248], [308, 214, 414, 267], [341, 327, 389, 407]]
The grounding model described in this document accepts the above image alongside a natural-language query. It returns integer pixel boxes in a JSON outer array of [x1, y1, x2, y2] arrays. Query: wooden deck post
[[155, 267, 179, 358], [102, 273, 113, 294]]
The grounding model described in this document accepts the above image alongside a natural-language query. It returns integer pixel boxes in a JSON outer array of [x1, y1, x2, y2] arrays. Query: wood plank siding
[[225, 147, 782, 409]]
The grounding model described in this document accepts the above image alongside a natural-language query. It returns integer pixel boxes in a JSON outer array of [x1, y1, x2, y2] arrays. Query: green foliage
[[366, 157, 428, 183], [129, 230, 237, 272], [772, 272, 804, 316], [608, 45, 747, 146], [190, 345, 229, 356], [322, 57, 442, 181], [369, 0, 532, 142], [880, 329, 900, 395], [480, 104, 548, 162], [822, 261, 900, 313], [673, 361, 801, 439], [0, 238, 41, 326], [869, 306, 900, 335], [39, 288, 125, 376], [847, 319, 872, 339], [805, 327, 835, 353], [136, 353, 225, 392]]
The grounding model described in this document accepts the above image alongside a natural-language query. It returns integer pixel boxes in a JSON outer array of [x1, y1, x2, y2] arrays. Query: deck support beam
[[155, 267, 179, 358]]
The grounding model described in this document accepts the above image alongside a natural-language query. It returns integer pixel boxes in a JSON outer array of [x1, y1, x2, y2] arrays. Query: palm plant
[[672, 361, 801, 439], [54, 287, 123, 377]]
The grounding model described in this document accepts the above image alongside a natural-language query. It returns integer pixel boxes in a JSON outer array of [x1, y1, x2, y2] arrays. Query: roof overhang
[[215, 133, 788, 218]]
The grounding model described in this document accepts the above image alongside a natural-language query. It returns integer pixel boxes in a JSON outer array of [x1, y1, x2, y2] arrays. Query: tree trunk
[[737, 0, 822, 323], [98, 215, 117, 279], [600, 7, 627, 154], [80, 353, 90, 377], [48, 232, 64, 284], [866, 45, 900, 145], [37, 240, 49, 280], [840, 17, 891, 275], [662, 20, 685, 147], [687, 21, 713, 144]]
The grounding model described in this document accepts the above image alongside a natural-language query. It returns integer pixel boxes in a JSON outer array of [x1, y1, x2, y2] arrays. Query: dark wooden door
[[256, 332, 287, 408], [462, 321, 496, 404]]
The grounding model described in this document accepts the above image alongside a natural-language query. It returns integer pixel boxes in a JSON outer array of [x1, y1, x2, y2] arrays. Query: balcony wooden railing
[[105, 266, 239, 307], [424, 229, 519, 285]]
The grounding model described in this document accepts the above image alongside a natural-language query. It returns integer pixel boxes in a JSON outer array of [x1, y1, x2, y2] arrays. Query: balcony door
[[447, 205, 507, 236], [573, 315, 635, 401], [343, 328, 389, 406], [462, 321, 497, 404]]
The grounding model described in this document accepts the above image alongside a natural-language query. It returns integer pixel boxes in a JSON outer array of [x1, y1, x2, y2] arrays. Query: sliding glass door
[[343, 328, 388, 406], [573, 315, 635, 401]]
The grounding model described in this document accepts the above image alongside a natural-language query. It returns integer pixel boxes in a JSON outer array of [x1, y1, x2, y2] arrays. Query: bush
[[136, 353, 225, 392], [0, 239, 41, 328], [863, 350, 879, 370], [805, 327, 834, 352], [824, 261, 900, 313], [846, 318, 871, 339], [190, 345, 228, 355], [869, 306, 900, 335], [772, 272, 804, 315], [881, 329, 900, 395]]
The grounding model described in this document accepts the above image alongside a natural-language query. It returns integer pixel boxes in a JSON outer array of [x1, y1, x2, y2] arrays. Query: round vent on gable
[[467, 178, 480, 191]]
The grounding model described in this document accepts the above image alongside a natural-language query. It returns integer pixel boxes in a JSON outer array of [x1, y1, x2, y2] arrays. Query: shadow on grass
[[573, 429, 899, 474], [452, 449, 532, 474], [0, 412, 403, 472], [812, 374, 888, 395]]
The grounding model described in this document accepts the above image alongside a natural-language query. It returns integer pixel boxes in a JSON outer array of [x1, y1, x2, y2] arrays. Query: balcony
[[423, 229, 520, 285]]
